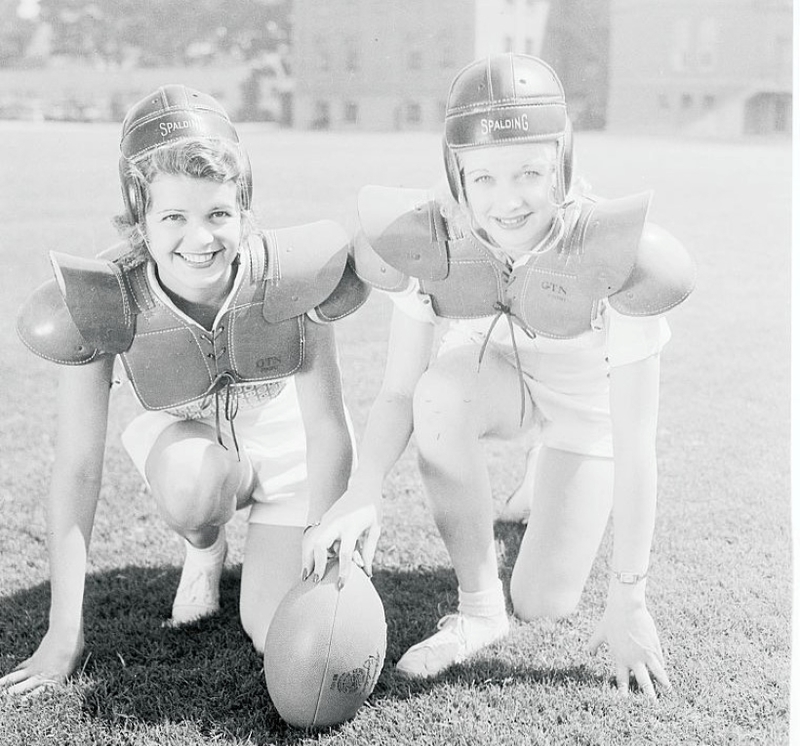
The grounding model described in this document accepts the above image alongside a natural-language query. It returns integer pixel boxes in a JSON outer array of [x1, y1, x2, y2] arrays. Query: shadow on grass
[[0, 523, 595, 744]]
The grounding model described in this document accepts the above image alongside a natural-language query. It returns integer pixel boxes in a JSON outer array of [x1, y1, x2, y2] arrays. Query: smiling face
[[144, 174, 241, 305], [460, 142, 559, 254]]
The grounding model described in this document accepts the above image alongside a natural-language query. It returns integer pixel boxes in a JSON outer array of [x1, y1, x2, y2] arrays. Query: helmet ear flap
[[238, 148, 253, 212], [119, 157, 146, 224], [442, 136, 462, 202], [556, 117, 574, 203]]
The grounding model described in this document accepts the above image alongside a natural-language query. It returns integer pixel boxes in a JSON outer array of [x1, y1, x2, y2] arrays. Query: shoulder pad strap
[[572, 192, 652, 298], [260, 221, 350, 323], [17, 279, 99, 364], [609, 223, 696, 316], [49, 251, 136, 353], [314, 256, 372, 322], [357, 185, 449, 282]]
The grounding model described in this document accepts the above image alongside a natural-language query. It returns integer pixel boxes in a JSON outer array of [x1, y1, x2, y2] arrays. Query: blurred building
[[541, 0, 610, 130], [291, 0, 551, 130], [607, 0, 792, 136]]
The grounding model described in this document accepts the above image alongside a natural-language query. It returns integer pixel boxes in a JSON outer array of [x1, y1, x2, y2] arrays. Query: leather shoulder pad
[[608, 222, 696, 316], [17, 279, 99, 364], [95, 240, 133, 262], [48, 251, 136, 353], [572, 192, 652, 298], [259, 221, 351, 323], [314, 256, 371, 322], [355, 185, 449, 286]]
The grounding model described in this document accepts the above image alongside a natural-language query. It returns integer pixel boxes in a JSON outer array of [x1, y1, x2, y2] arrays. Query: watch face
[[615, 571, 646, 584]]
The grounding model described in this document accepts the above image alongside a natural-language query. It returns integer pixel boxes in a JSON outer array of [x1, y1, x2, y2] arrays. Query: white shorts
[[438, 325, 615, 458], [121, 379, 311, 527]]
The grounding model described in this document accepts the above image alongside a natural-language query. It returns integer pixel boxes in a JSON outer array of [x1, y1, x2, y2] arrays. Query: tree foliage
[[3, 0, 289, 66], [0, 0, 37, 65]]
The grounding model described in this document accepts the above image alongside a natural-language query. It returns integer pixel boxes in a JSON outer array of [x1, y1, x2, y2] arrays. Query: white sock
[[457, 579, 506, 619], [184, 526, 226, 566]]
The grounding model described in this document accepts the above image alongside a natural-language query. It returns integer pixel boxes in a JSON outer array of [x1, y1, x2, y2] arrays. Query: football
[[263, 560, 387, 729]]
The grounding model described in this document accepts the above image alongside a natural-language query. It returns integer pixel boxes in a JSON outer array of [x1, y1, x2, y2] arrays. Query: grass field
[[0, 123, 791, 746]]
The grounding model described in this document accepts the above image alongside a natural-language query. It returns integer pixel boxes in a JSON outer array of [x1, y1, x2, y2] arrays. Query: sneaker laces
[[175, 562, 220, 608]]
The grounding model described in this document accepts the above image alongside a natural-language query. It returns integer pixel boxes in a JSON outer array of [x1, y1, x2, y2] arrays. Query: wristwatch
[[613, 570, 648, 584]]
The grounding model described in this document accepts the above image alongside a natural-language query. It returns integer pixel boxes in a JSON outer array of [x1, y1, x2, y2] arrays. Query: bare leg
[[396, 346, 536, 678], [510, 447, 613, 620], [145, 420, 254, 547], [498, 441, 542, 523], [239, 524, 304, 653], [413, 346, 535, 593], [144, 420, 255, 624]]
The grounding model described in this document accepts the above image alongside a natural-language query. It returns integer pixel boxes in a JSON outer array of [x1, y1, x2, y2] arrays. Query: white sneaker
[[395, 612, 510, 678], [166, 528, 227, 628]]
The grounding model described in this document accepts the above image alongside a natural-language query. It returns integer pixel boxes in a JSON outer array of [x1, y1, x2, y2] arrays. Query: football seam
[[312, 585, 340, 726]]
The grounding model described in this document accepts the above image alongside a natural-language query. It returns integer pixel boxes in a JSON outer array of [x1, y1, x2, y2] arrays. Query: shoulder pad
[[48, 251, 136, 353], [95, 240, 132, 262], [314, 256, 371, 322], [608, 223, 696, 315], [17, 279, 99, 364], [572, 192, 651, 298], [259, 221, 351, 323], [353, 227, 409, 292], [355, 185, 449, 284]]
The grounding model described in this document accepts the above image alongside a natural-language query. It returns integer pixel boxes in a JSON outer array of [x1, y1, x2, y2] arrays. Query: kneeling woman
[[3, 85, 367, 694], [304, 54, 694, 696]]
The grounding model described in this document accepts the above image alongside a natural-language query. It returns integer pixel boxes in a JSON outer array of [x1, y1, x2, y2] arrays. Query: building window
[[438, 34, 454, 68], [344, 38, 359, 72], [315, 36, 330, 72], [697, 18, 718, 71], [670, 19, 690, 71], [344, 101, 358, 124], [703, 94, 715, 110], [408, 50, 422, 70], [774, 96, 789, 132], [524, 37, 534, 55], [407, 102, 421, 124], [681, 94, 693, 109], [313, 101, 330, 129]]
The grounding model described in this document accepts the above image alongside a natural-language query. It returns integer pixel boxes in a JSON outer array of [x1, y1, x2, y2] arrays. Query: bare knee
[[413, 370, 475, 451], [150, 447, 237, 531], [510, 577, 582, 621], [240, 599, 272, 654]]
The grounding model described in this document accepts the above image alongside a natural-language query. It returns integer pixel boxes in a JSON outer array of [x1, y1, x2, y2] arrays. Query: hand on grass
[[301, 480, 382, 588], [587, 588, 671, 699], [0, 627, 84, 696]]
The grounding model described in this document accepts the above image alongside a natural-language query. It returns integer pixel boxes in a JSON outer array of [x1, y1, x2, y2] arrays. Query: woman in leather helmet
[[2, 85, 367, 694], [304, 53, 694, 696]]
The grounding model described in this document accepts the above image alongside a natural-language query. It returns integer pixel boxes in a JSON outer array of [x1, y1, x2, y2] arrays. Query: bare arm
[[303, 307, 435, 583], [293, 319, 354, 524], [609, 353, 660, 580], [0, 356, 113, 694], [588, 353, 671, 697]]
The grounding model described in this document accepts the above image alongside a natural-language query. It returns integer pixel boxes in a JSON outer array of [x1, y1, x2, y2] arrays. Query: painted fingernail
[[312, 574, 320, 584], [301, 569, 308, 581], [337, 577, 345, 590]]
